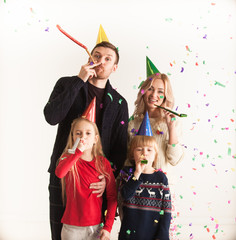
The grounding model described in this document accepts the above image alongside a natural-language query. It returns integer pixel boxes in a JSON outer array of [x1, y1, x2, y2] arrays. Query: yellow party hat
[[96, 24, 109, 44]]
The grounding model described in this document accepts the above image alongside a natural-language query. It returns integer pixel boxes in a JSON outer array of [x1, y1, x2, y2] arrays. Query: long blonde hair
[[59, 117, 110, 204], [133, 73, 175, 118], [127, 135, 159, 168]]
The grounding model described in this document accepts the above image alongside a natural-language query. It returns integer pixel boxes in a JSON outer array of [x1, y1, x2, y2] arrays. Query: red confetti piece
[[212, 235, 216, 239], [195, 62, 199, 66], [186, 45, 191, 52], [170, 63, 173, 67]]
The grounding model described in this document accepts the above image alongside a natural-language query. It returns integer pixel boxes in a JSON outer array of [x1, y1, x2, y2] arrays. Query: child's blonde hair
[[59, 117, 110, 204], [127, 135, 158, 167]]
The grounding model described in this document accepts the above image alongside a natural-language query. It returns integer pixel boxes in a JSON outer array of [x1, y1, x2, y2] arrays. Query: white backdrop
[[0, 0, 235, 239]]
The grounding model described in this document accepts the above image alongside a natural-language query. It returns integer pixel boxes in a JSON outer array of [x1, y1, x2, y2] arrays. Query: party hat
[[146, 56, 160, 78], [96, 24, 109, 44], [81, 97, 96, 123], [137, 111, 153, 136]]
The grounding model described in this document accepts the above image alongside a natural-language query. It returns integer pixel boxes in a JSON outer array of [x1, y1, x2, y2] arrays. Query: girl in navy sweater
[[118, 135, 171, 240]]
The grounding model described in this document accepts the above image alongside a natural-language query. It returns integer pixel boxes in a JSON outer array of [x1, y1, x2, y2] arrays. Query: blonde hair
[[133, 73, 174, 118], [59, 117, 110, 204], [127, 135, 158, 168]]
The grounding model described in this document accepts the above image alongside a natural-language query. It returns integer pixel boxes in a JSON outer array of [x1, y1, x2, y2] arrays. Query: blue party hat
[[137, 112, 153, 136]]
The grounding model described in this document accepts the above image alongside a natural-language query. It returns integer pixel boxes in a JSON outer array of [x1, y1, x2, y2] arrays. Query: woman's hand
[[90, 175, 106, 197], [163, 108, 176, 130], [163, 108, 178, 145], [100, 229, 110, 240]]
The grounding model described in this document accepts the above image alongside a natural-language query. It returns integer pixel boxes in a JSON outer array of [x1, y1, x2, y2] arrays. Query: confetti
[[160, 210, 164, 215], [128, 115, 134, 122], [120, 121, 125, 125], [107, 93, 113, 101], [126, 229, 131, 235], [214, 81, 226, 87], [119, 99, 123, 104], [186, 46, 191, 52], [141, 89, 145, 95], [180, 67, 184, 72], [228, 147, 231, 156]]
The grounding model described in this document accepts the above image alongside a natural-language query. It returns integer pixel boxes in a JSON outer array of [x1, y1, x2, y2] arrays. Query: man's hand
[[90, 175, 106, 197], [78, 62, 101, 82], [100, 229, 110, 240]]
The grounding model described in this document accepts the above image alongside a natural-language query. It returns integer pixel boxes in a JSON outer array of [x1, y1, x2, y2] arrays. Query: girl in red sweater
[[55, 117, 117, 240]]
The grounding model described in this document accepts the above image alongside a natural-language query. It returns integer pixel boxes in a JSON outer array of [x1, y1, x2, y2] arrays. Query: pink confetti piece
[[120, 121, 125, 125], [187, 103, 191, 108], [141, 89, 145, 95]]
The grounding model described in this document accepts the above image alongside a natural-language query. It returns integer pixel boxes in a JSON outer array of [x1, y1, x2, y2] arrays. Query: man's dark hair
[[91, 41, 119, 64]]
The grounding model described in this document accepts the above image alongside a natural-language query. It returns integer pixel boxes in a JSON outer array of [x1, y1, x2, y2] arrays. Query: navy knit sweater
[[119, 167, 171, 240], [44, 76, 128, 177]]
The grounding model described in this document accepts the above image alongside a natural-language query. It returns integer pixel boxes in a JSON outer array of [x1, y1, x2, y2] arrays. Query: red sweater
[[55, 149, 117, 232]]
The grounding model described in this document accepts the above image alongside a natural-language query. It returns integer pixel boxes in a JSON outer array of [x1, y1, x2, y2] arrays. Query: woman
[[128, 73, 184, 174]]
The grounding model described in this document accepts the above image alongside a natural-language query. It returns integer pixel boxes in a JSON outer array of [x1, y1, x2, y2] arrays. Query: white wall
[[0, 0, 235, 239]]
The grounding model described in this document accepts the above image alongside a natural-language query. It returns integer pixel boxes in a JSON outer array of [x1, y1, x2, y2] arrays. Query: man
[[44, 41, 128, 240]]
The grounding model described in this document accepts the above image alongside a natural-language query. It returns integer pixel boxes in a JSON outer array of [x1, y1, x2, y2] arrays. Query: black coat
[[44, 76, 129, 177]]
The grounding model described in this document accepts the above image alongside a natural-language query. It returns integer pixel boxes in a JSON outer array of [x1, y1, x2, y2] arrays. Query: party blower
[[56, 25, 95, 63], [68, 138, 80, 154], [154, 105, 187, 117], [140, 154, 148, 164]]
